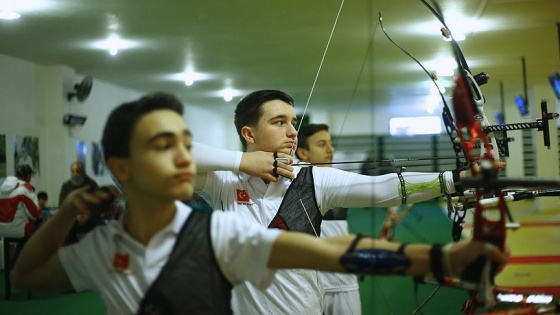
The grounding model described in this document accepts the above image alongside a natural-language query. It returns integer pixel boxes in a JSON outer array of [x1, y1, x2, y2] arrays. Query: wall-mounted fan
[[67, 75, 93, 102]]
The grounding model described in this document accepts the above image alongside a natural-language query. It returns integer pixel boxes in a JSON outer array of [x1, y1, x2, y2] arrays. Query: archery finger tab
[[272, 166, 279, 178], [273, 152, 278, 159], [275, 157, 291, 165]]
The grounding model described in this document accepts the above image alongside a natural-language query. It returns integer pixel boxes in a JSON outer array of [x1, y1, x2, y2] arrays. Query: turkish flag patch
[[112, 252, 130, 273], [236, 189, 250, 202]]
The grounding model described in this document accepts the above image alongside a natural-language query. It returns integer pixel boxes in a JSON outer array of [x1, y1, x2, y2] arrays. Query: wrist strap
[[452, 168, 465, 195], [430, 244, 445, 284], [397, 243, 408, 255]]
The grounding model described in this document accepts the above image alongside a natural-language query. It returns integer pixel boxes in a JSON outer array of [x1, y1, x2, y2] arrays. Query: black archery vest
[[137, 210, 233, 315], [268, 166, 322, 236], [322, 207, 348, 221]]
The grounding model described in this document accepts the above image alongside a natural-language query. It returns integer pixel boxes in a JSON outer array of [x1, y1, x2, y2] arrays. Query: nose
[[327, 143, 335, 152], [287, 123, 297, 138], [176, 145, 193, 167]]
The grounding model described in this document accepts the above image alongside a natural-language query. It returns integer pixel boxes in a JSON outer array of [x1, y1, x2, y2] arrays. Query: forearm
[[192, 141, 242, 173], [317, 168, 456, 208], [269, 233, 431, 276]]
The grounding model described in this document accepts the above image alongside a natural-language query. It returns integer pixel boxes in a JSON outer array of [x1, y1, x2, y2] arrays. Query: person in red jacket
[[0, 164, 41, 238]]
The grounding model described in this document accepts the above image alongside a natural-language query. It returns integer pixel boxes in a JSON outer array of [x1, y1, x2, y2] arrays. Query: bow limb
[[433, 4, 506, 313]]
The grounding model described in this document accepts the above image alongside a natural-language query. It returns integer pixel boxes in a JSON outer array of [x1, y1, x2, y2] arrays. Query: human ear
[[107, 157, 131, 183], [241, 126, 256, 145], [296, 148, 308, 161]]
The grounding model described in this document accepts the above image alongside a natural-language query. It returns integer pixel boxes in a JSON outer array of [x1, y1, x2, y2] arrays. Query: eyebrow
[[146, 129, 192, 144], [268, 115, 297, 123]]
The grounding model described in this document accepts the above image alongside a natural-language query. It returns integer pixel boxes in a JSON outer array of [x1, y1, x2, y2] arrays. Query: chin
[[169, 186, 193, 201], [280, 148, 294, 155]]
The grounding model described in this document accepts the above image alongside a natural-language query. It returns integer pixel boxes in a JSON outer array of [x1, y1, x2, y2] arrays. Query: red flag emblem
[[236, 189, 250, 202], [113, 252, 130, 273]]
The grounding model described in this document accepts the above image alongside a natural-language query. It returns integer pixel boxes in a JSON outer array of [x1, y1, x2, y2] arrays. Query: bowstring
[[287, 1, 355, 314], [291, 0, 346, 150]]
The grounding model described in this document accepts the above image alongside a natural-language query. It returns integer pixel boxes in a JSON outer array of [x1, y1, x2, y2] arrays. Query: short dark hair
[[234, 90, 294, 151], [295, 124, 329, 159], [102, 92, 184, 161], [15, 164, 33, 178], [37, 191, 48, 200]]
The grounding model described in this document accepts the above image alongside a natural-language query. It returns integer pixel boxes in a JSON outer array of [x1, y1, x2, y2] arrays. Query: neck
[[123, 191, 177, 246]]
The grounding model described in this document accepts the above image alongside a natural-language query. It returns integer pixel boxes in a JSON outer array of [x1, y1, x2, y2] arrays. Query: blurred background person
[[58, 161, 98, 205], [296, 123, 362, 315]]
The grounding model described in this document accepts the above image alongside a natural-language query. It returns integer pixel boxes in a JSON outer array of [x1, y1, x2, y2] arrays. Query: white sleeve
[[58, 238, 96, 292], [192, 142, 242, 173], [210, 211, 282, 289], [313, 167, 455, 211]]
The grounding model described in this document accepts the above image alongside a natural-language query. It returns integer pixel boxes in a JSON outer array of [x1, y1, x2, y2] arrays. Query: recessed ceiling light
[[0, 10, 20, 20], [85, 33, 141, 55], [223, 88, 234, 102], [164, 72, 214, 85]]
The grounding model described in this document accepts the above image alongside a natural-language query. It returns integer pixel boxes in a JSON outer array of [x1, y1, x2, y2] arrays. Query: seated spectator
[[0, 164, 41, 238], [36, 191, 51, 228], [0, 164, 41, 264]]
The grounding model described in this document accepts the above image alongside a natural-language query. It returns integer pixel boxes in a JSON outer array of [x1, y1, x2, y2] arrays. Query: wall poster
[[13, 135, 40, 177], [91, 142, 105, 176]]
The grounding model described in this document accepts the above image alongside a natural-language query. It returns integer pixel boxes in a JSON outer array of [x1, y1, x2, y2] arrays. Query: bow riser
[[453, 73, 507, 293]]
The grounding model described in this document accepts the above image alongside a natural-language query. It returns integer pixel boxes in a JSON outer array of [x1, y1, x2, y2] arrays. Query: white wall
[[0, 53, 234, 205]]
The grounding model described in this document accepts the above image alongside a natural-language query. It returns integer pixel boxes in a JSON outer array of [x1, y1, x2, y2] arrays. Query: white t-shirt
[[196, 165, 454, 314], [58, 201, 281, 315], [319, 220, 359, 292]]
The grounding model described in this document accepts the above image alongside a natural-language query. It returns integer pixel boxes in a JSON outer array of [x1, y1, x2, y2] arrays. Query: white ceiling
[[1, 0, 559, 120]]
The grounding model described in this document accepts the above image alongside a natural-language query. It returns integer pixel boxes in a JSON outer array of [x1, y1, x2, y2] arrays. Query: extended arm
[[268, 232, 508, 278], [313, 167, 457, 210]]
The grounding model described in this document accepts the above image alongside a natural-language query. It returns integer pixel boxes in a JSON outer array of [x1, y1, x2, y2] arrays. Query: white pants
[[323, 290, 361, 315]]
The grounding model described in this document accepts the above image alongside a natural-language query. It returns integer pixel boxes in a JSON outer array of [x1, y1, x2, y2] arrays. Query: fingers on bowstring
[[483, 242, 508, 264], [273, 152, 295, 180]]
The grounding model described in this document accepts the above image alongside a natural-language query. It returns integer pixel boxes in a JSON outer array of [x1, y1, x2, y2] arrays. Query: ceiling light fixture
[[86, 33, 140, 56], [0, 10, 20, 20], [183, 70, 196, 86], [223, 88, 234, 102], [164, 71, 213, 85]]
